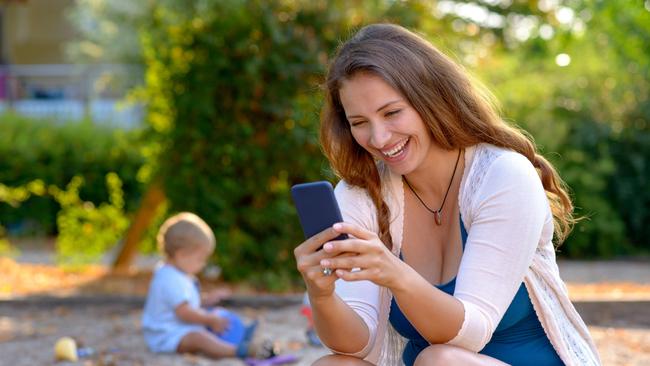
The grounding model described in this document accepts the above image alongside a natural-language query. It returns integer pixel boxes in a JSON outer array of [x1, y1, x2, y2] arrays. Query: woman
[[294, 23, 600, 365]]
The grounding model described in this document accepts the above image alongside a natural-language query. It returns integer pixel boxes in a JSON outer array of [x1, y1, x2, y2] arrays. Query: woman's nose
[[369, 122, 391, 149]]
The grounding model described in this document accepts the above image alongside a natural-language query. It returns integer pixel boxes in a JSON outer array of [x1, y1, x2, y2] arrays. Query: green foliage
[[61, 0, 648, 286], [0, 227, 19, 258], [475, 0, 650, 256], [0, 173, 131, 263], [0, 179, 47, 257], [0, 113, 144, 234], [137, 200, 170, 255], [50, 173, 130, 265], [136, 0, 445, 286]]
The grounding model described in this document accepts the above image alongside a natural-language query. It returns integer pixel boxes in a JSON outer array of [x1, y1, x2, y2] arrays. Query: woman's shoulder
[[461, 143, 542, 209], [470, 143, 536, 178], [334, 179, 373, 207], [334, 169, 399, 206]]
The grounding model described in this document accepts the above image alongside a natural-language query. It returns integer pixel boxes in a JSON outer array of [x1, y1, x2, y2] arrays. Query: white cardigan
[[331, 143, 601, 365]]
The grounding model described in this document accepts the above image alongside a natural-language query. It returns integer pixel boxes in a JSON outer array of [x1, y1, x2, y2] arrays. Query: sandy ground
[[0, 298, 649, 366], [0, 250, 649, 365], [0, 302, 329, 366]]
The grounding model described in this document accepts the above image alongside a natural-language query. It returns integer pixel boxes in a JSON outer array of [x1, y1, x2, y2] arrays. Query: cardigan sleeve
[[447, 152, 552, 351], [328, 180, 382, 358]]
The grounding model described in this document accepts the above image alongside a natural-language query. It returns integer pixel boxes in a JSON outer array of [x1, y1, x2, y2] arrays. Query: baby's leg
[[177, 330, 237, 359]]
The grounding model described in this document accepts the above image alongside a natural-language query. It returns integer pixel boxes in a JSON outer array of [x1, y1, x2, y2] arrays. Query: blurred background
[[0, 0, 648, 365], [1, 0, 647, 287]]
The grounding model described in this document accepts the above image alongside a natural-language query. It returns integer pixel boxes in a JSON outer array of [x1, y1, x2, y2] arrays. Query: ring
[[321, 267, 333, 276]]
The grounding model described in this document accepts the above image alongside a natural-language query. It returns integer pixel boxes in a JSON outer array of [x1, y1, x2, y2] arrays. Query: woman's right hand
[[294, 226, 347, 299]]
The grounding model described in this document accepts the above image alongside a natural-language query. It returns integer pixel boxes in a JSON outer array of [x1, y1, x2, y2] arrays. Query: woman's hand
[[318, 222, 407, 290], [294, 226, 348, 299]]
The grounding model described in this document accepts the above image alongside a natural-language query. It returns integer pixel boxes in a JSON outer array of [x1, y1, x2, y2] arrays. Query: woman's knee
[[312, 354, 375, 366], [414, 344, 506, 366], [414, 344, 461, 366]]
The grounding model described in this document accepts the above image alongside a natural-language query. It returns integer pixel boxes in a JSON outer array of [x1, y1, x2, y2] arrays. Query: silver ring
[[321, 267, 333, 276]]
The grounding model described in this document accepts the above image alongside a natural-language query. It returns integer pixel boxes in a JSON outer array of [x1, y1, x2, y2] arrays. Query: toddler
[[141, 212, 268, 359]]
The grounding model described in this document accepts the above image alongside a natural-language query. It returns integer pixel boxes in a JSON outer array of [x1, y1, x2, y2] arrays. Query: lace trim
[[370, 144, 600, 366], [529, 257, 601, 365], [377, 321, 407, 366], [459, 144, 499, 226]]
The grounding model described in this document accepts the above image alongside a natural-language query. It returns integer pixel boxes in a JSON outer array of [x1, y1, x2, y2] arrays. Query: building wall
[[4, 0, 76, 64]]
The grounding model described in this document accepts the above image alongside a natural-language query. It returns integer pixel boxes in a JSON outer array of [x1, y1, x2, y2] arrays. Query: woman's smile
[[339, 72, 432, 176], [380, 137, 410, 160]]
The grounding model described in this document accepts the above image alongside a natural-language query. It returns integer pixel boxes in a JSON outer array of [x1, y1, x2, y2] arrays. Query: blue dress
[[388, 220, 563, 366]]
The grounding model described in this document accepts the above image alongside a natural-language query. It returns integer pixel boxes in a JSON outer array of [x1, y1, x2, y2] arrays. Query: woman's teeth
[[383, 139, 408, 158]]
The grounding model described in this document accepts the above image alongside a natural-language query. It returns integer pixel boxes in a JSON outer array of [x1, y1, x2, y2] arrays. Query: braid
[[366, 166, 393, 250], [340, 154, 393, 250]]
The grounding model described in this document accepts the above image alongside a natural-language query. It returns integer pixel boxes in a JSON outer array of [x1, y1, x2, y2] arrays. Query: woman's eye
[[350, 120, 366, 127], [386, 109, 401, 117]]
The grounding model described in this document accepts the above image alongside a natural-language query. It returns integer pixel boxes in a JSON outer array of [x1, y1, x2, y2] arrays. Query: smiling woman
[[293, 23, 601, 366]]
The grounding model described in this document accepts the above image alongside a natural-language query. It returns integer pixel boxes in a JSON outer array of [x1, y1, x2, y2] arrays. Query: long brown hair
[[320, 23, 574, 248]]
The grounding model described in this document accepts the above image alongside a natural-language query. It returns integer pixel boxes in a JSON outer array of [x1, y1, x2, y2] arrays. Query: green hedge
[[136, 0, 649, 290], [139, 0, 345, 288], [0, 113, 144, 235]]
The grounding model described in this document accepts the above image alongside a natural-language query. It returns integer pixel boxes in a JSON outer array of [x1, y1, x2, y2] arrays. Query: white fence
[[0, 64, 143, 128]]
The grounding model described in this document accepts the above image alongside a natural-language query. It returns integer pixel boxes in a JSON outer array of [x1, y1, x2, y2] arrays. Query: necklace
[[403, 149, 462, 226]]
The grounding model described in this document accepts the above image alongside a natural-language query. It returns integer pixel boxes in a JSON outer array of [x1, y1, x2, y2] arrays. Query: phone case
[[291, 181, 348, 241]]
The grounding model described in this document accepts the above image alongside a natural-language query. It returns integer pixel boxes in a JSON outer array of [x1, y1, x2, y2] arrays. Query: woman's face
[[339, 72, 432, 176]]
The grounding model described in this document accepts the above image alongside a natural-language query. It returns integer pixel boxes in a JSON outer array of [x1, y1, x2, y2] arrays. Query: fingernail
[[323, 242, 333, 251], [320, 259, 330, 267], [333, 223, 342, 230]]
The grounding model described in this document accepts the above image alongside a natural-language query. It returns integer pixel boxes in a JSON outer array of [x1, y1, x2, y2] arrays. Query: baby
[[141, 212, 268, 359]]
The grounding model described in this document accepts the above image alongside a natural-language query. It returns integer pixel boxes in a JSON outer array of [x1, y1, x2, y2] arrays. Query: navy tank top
[[388, 218, 563, 366]]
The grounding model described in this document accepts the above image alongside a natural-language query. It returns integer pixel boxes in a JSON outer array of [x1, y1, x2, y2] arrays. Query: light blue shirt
[[141, 263, 204, 353]]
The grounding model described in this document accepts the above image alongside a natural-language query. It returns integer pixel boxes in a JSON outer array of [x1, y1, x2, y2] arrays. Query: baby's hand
[[207, 314, 230, 334], [202, 287, 232, 306]]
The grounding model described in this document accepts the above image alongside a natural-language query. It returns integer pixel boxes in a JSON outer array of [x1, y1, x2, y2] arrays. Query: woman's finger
[[295, 226, 344, 257], [334, 267, 378, 282], [320, 253, 366, 271], [332, 222, 375, 240], [304, 265, 341, 283], [322, 237, 376, 256]]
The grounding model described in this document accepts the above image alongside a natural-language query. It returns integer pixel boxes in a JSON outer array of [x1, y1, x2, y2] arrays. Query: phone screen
[[291, 181, 348, 242]]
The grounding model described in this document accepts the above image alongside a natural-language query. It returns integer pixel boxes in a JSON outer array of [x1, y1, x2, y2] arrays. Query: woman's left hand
[[319, 222, 408, 289]]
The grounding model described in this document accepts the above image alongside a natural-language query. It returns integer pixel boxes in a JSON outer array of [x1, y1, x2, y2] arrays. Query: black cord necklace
[[403, 149, 462, 226]]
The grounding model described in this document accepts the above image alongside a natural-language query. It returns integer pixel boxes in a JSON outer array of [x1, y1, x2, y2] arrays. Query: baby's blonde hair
[[157, 212, 215, 258]]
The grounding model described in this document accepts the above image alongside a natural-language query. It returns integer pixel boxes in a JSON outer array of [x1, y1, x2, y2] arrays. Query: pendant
[[434, 211, 442, 225]]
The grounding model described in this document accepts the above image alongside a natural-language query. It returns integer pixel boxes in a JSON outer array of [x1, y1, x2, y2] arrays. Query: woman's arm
[[292, 182, 382, 357], [389, 264, 466, 343], [393, 153, 548, 349], [295, 225, 380, 357], [326, 153, 548, 350], [324, 223, 464, 344], [310, 290, 373, 354], [446, 153, 549, 351]]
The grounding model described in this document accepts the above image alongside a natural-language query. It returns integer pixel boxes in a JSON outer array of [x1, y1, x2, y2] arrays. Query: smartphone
[[291, 181, 348, 243]]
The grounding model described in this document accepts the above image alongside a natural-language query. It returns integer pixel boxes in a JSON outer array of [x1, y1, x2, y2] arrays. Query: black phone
[[291, 181, 348, 243]]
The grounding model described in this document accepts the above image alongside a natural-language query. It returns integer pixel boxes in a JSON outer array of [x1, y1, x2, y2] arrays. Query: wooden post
[[112, 181, 166, 272]]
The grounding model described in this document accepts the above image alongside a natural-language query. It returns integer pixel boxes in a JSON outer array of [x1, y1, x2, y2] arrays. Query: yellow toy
[[54, 336, 78, 361]]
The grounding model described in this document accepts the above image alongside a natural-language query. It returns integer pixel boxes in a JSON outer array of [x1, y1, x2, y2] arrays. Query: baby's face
[[173, 244, 213, 275]]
